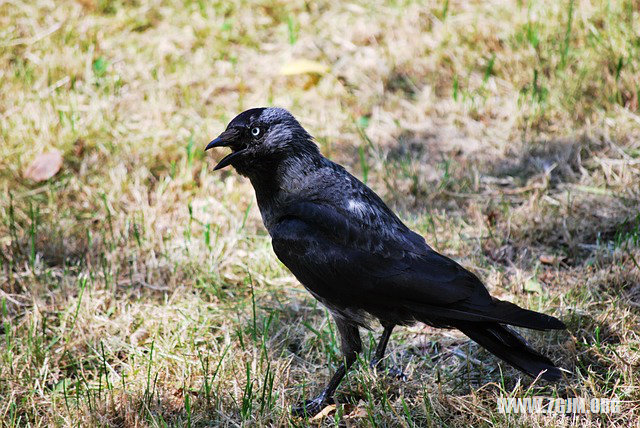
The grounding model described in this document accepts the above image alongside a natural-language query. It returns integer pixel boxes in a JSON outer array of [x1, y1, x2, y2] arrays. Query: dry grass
[[1, 0, 640, 426]]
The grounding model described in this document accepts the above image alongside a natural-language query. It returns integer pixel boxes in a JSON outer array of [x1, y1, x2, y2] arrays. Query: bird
[[205, 107, 566, 416]]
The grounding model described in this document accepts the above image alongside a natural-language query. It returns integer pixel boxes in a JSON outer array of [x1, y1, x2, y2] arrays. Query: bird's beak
[[205, 128, 244, 170], [205, 137, 225, 151]]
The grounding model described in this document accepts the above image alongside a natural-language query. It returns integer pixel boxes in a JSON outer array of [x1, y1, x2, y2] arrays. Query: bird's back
[[266, 155, 428, 254]]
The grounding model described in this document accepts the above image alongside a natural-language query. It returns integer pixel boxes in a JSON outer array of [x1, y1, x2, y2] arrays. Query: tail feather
[[456, 322, 563, 382], [488, 299, 566, 331], [407, 299, 565, 331]]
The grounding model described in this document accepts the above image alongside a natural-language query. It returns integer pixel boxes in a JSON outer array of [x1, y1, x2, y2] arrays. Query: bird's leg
[[369, 323, 406, 380], [370, 324, 394, 369], [292, 318, 361, 416]]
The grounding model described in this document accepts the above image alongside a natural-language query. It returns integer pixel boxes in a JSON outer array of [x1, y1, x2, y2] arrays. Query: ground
[[1, 0, 639, 426]]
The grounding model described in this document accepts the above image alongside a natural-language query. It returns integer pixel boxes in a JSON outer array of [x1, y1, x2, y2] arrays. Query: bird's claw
[[370, 359, 406, 381], [369, 358, 382, 371], [291, 395, 332, 417], [387, 366, 407, 381]]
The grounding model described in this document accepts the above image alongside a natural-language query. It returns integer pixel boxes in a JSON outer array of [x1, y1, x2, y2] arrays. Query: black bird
[[206, 107, 565, 415]]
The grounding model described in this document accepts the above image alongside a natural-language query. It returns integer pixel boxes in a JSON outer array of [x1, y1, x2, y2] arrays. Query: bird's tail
[[487, 299, 566, 330], [455, 322, 563, 381], [409, 298, 565, 331]]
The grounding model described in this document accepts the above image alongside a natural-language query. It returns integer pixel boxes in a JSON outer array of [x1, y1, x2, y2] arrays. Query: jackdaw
[[206, 107, 565, 415]]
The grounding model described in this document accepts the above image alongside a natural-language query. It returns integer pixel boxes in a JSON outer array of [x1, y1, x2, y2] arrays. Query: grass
[[1, 0, 639, 426]]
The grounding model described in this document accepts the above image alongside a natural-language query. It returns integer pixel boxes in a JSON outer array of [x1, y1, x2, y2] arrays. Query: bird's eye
[[251, 127, 261, 137]]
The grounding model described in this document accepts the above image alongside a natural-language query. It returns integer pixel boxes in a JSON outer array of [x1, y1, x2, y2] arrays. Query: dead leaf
[[280, 59, 330, 76], [309, 404, 336, 421], [24, 150, 63, 182], [344, 401, 368, 419], [539, 254, 565, 265]]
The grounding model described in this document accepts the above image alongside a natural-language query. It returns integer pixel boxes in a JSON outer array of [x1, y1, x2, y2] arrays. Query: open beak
[[205, 129, 245, 170], [205, 137, 226, 151]]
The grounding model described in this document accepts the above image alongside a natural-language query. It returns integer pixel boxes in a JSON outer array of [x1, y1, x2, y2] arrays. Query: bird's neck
[[249, 171, 280, 206], [249, 152, 326, 230]]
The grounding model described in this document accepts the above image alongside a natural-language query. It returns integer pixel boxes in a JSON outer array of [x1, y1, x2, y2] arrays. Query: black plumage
[[206, 107, 566, 415]]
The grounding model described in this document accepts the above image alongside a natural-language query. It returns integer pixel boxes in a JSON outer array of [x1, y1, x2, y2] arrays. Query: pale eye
[[251, 127, 261, 137]]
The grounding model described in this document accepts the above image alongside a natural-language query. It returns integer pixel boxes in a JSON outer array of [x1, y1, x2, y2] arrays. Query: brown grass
[[1, 0, 639, 426]]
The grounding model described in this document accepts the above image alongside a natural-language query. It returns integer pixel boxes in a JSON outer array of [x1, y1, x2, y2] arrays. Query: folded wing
[[271, 201, 564, 330]]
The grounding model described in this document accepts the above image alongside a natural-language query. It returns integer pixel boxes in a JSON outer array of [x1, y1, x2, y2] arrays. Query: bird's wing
[[270, 201, 485, 308], [270, 202, 564, 330], [271, 201, 564, 329]]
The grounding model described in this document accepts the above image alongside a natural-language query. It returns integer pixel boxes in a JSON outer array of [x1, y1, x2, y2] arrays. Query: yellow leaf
[[309, 404, 336, 421], [280, 59, 329, 76]]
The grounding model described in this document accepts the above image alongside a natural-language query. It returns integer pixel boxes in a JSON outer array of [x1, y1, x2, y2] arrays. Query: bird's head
[[206, 107, 318, 177]]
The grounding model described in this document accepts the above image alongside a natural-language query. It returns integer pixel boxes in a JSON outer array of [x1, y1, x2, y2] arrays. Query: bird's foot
[[291, 394, 332, 417], [370, 359, 406, 381], [387, 365, 407, 381], [369, 357, 383, 371]]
